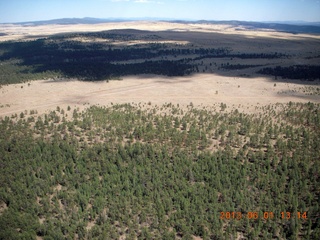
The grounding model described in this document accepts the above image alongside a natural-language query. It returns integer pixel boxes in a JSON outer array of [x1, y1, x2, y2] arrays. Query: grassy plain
[[0, 73, 320, 118], [0, 21, 319, 116]]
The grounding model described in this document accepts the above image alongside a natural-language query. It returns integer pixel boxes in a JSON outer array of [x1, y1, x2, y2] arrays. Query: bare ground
[[0, 21, 319, 116], [0, 73, 319, 118]]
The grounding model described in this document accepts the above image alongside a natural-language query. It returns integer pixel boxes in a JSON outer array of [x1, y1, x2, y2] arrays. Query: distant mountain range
[[8, 17, 320, 34], [14, 17, 128, 25]]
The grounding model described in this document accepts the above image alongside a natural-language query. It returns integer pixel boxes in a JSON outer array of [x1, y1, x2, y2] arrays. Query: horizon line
[[2, 17, 320, 25]]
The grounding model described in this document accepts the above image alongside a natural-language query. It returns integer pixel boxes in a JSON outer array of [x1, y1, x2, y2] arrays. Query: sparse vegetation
[[0, 28, 314, 84]]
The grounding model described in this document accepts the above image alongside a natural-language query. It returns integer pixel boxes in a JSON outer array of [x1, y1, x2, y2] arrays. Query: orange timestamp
[[220, 211, 307, 220]]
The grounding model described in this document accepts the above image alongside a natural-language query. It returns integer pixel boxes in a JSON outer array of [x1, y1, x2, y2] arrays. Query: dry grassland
[[0, 21, 319, 117], [0, 74, 319, 117]]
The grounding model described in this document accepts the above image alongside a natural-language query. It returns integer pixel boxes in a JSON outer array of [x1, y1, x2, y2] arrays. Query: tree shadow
[[0, 28, 319, 84]]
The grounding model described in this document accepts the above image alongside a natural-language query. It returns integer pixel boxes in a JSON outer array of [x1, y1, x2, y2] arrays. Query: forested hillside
[[0, 102, 319, 239]]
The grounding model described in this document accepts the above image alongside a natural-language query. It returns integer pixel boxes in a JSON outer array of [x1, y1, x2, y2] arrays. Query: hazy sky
[[1, 0, 320, 23]]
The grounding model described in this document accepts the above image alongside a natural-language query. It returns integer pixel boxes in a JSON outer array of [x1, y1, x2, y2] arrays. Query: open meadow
[[0, 73, 320, 117], [0, 21, 319, 116]]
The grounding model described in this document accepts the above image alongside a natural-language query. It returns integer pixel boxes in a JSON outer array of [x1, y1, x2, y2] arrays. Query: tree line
[[258, 65, 320, 81], [0, 31, 289, 84]]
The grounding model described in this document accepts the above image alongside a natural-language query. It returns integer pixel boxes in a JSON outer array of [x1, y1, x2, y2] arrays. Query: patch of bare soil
[[86, 220, 96, 231], [192, 235, 203, 240], [0, 201, 8, 215], [53, 184, 62, 192]]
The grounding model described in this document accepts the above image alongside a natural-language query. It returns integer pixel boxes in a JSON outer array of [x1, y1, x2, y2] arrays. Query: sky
[[0, 0, 320, 23]]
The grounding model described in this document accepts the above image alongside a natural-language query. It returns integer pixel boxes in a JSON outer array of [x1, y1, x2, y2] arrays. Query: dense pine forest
[[0, 102, 319, 239]]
